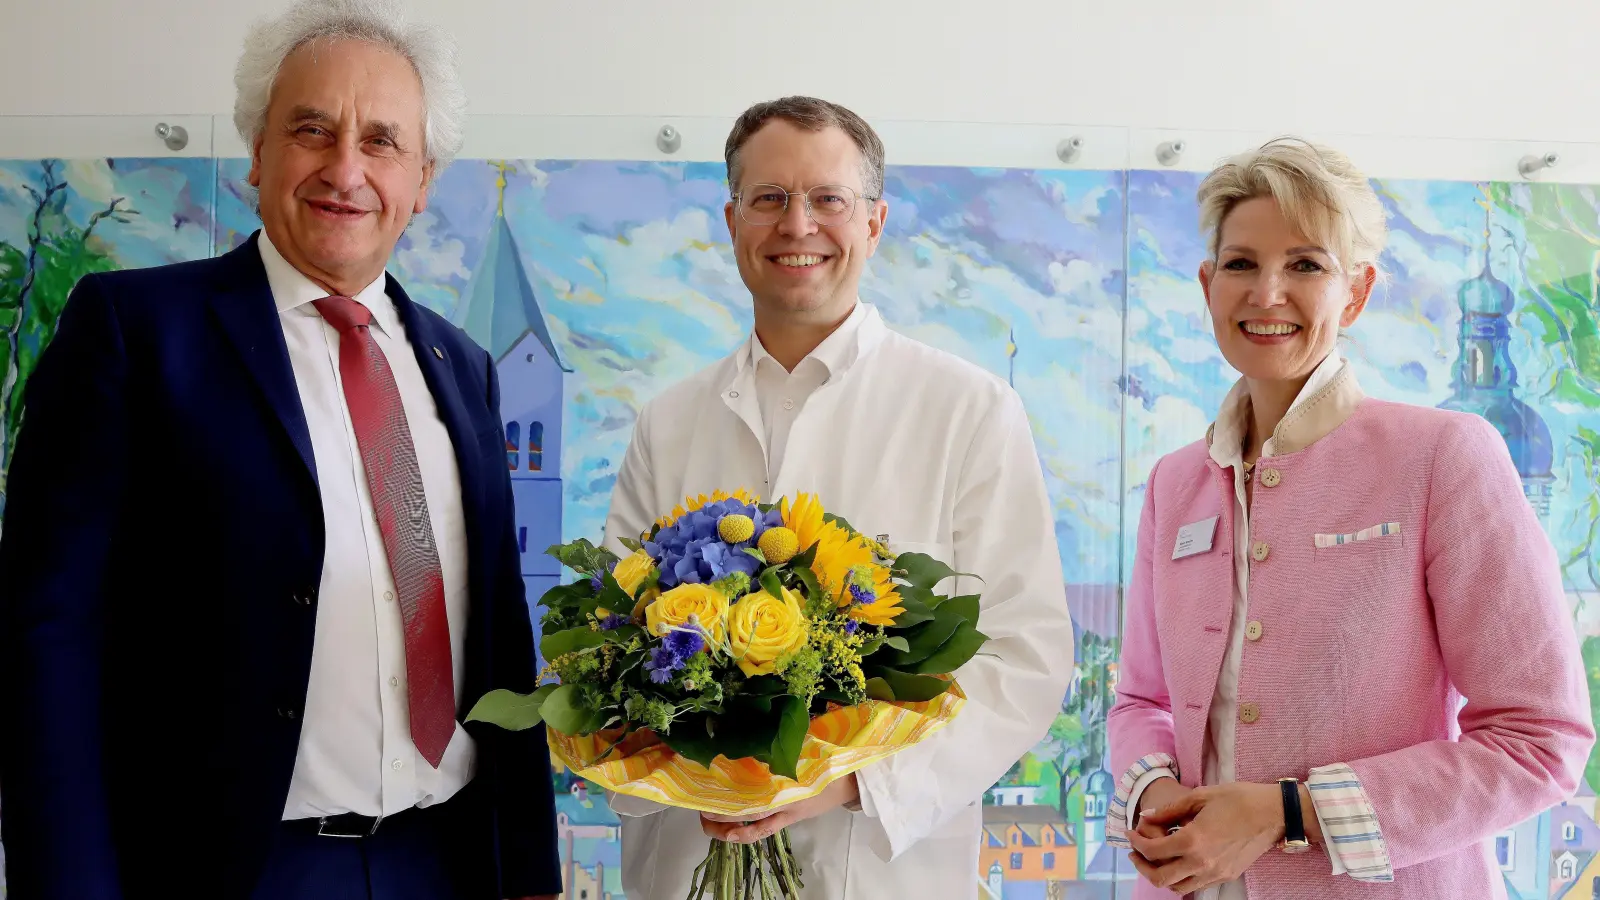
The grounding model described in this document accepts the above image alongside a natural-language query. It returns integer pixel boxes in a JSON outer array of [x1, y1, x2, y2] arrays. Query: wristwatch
[[1279, 778, 1311, 854]]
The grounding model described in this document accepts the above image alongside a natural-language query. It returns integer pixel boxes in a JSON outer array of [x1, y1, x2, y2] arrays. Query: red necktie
[[314, 295, 455, 768]]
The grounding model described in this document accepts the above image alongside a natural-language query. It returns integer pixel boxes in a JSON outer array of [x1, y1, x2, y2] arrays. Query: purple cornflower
[[844, 620, 860, 635], [663, 627, 706, 660], [599, 614, 631, 631], [848, 583, 876, 605], [589, 558, 619, 592], [644, 646, 681, 684]]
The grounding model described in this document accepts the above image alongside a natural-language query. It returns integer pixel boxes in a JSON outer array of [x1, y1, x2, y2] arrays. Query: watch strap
[[1280, 778, 1308, 847]]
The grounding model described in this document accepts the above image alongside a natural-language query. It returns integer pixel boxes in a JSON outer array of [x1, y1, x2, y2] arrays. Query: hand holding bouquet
[[468, 491, 986, 899]]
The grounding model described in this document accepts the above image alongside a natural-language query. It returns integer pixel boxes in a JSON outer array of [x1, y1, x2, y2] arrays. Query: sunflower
[[844, 564, 904, 627], [652, 488, 761, 532], [781, 494, 881, 608]]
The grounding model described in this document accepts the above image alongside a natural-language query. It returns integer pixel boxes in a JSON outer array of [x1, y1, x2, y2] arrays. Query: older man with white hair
[[0, 1, 560, 898]]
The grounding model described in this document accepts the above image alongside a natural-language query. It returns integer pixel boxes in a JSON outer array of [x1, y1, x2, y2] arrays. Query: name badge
[[1172, 516, 1219, 561]]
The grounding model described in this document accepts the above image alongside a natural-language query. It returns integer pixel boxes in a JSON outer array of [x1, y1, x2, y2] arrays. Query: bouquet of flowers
[[467, 490, 986, 900]]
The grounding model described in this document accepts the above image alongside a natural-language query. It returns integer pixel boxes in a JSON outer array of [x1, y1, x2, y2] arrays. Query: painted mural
[[1, 155, 1597, 900]]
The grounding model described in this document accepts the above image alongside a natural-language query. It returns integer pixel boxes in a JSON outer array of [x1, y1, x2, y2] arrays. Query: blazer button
[[1245, 621, 1264, 642], [1251, 541, 1270, 562], [1239, 702, 1261, 724], [278, 707, 299, 720], [1260, 468, 1282, 488]]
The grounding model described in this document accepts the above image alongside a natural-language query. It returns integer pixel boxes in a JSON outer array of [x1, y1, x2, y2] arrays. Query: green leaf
[[864, 668, 952, 702], [768, 695, 809, 780], [539, 684, 609, 735], [742, 675, 788, 696], [759, 568, 784, 599], [822, 512, 858, 534], [906, 621, 989, 675], [538, 581, 594, 612], [877, 610, 963, 667], [464, 684, 558, 731], [546, 538, 617, 575], [892, 552, 979, 592], [659, 712, 719, 768], [743, 547, 768, 564], [619, 536, 643, 553], [603, 624, 644, 645], [889, 592, 935, 628], [792, 565, 826, 614], [540, 626, 609, 660], [791, 542, 818, 570], [884, 636, 910, 653], [940, 594, 982, 627]]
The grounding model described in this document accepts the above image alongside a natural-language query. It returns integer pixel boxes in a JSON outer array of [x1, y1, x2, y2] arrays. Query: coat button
[[278, 707, 298, 720], [1251, 541, 1270, 562], [1245, 621, 1264, 642], [1240, 702, 1261, 724], [1261, 468, 1281, 488]]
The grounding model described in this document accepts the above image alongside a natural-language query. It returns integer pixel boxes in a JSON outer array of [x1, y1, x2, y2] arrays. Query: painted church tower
[[455, 161, 572, 630], [1438, 201, 1555, 520]]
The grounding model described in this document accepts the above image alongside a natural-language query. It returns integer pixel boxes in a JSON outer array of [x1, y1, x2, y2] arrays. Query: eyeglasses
[[731, 184, 878, 227]]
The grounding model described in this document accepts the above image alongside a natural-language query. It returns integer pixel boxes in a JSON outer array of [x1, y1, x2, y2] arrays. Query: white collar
[[740, 301, 877, 380], [258, 230, 397, 338], [1208, 350, 1360, 466]]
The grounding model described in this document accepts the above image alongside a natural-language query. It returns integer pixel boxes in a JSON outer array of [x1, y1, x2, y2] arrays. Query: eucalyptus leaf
[[464, 684, 557, 731]]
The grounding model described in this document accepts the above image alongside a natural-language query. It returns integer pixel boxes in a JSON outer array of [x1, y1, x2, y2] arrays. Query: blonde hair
[[1197, 138, 1387, 276]]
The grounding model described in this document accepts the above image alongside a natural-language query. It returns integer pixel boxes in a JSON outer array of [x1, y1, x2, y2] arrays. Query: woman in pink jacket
[[1107, 138, 1594, 899]]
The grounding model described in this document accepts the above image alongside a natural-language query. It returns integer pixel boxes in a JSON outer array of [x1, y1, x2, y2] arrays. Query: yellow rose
[[728, 586, 810, 677], [645, 583, 728, 646], [611, 550, 657, 598]]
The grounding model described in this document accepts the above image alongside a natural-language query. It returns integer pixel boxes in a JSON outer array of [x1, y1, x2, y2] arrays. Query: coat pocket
[[1313, 522, 1404, 557]]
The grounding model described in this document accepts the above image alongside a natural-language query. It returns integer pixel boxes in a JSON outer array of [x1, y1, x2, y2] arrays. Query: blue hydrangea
[[645, 500, 782, 590]]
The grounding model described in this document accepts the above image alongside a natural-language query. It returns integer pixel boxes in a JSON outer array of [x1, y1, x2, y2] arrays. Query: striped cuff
[[1107, 753, 1178, 847], [1308, 763, 1393, 883]]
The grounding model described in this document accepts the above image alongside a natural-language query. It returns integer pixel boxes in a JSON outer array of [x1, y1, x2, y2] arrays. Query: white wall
[[3, 0, 1598, 178]]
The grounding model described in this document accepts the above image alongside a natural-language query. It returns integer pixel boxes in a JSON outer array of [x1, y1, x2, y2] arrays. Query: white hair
[[232, 0, 467, 168]]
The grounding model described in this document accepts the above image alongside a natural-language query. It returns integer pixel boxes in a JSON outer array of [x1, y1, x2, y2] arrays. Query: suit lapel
[[206, 234, 318, 489], [387, 276, 489, 536]]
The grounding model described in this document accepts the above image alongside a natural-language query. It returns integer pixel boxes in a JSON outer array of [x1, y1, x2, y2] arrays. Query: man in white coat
[[601, 95, 1075, 899]]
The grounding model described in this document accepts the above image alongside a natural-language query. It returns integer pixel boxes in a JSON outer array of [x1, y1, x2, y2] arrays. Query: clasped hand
[[1126, 781, 1286, 895]]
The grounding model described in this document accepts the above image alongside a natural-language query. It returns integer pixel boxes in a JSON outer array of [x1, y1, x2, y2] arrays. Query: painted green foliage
[[0, 161, 135, 512]]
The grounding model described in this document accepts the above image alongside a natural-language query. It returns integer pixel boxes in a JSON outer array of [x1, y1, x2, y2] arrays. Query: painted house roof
[[456, 212, 571, 370]]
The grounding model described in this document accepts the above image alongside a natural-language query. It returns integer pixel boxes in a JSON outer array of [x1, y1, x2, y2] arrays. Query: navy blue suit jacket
[[0, 234, 560, 899]]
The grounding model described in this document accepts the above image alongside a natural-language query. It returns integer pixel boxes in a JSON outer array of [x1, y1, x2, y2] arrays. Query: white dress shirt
[[1127, 351, 1352, 898], [260, 234, 476, 820], [602, 302, 1073, 900], [748, 303, 866, 478]]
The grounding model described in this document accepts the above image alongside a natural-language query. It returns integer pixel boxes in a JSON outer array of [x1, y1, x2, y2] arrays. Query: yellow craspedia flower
[[758, 527, 799, 565], [645, 583, 728, 645], [729, 586, 810, 677], [718, 514, 755, 544], [654, 489, 761, 531], [611, 549, 657, 598]]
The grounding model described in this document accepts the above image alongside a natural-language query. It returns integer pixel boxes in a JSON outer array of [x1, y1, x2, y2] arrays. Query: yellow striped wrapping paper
[[547, 682, 967, 817]]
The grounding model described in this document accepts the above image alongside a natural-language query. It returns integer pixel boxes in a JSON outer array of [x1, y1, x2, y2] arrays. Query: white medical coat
[[600, 304, 1074, 900]]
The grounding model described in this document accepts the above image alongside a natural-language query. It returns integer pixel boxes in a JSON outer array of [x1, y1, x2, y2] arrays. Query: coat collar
[[1205, 353, 1365, 464], [732, 301, 886, 383]]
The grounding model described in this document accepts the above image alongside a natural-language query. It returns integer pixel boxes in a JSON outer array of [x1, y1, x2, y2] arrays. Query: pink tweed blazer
[[1110, 384, 1594, 899]]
